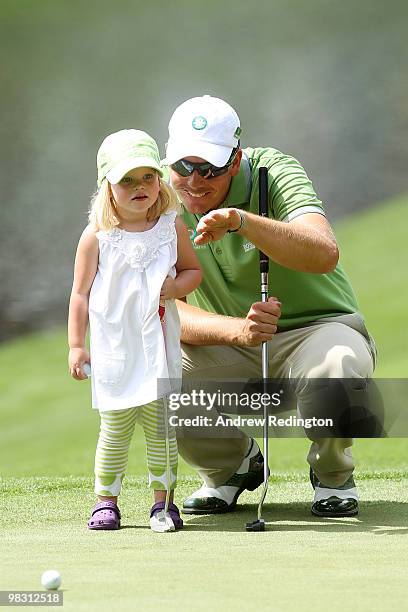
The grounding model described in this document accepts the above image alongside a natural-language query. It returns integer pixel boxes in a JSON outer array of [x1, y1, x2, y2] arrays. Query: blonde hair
[[88, 173, 180, 232]]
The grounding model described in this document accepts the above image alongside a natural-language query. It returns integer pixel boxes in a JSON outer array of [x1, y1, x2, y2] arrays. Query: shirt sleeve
[[267, 152, 325, 221]]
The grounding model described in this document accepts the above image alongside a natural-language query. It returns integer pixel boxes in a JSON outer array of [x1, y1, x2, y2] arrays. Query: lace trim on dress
[[97, 213, 176, 270]]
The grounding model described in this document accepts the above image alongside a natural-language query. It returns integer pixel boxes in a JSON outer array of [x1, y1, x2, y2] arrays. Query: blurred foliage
[[1, 0, 407, 337]]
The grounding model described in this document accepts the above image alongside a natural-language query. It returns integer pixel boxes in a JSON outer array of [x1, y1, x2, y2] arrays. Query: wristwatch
[[227, 209, 245, 233]]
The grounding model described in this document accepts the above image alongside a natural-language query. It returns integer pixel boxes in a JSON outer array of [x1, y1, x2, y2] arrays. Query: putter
[[246, 167, 270, 532], [150, 305, 176, 533], [150, 393, 176, 532]]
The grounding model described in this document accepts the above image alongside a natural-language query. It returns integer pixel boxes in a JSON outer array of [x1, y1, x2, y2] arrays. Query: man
[[162, 95, 376, 517]]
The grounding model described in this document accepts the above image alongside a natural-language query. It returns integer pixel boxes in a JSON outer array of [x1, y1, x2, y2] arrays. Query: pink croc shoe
[[88, 500, 121, 530]]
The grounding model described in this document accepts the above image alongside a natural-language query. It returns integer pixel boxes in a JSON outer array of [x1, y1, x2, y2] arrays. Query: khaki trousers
[[178, 314, 376, 488]]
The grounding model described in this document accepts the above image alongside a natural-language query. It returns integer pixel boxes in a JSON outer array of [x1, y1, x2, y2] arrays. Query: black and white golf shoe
[[310, 468, 359, 517], [182, 439, 264, 514]]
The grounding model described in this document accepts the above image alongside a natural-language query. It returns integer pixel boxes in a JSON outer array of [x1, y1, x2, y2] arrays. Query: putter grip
[[258, 167, 269, 273]]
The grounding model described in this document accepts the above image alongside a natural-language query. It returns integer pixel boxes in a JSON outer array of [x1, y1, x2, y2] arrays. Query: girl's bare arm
[[67, 227, 99, 379], [160, 217, 202, 300]]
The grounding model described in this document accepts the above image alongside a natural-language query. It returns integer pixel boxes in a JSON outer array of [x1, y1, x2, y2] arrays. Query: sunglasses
[[170, 147, 239, 179]]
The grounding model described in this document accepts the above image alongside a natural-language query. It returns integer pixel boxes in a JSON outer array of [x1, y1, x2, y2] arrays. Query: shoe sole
[[88, 522, 121, 530], [182, 505, 236, 515], [311, 508, 359, 518]]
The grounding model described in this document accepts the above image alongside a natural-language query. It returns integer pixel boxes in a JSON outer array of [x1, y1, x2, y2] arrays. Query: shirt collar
[[223, 152, 252, 208]]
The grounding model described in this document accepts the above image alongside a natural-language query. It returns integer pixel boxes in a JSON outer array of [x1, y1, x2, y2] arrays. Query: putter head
[[245, 519, 266, 532], [150, 510, 176, 533]]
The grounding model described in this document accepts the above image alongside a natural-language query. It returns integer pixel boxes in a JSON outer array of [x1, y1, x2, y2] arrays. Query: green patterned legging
[[94, 400, 178, 497]]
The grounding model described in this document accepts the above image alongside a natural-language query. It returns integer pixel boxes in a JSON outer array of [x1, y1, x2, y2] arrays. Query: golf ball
[[83, 362, 91, 377], [41, 570, 61, 590]]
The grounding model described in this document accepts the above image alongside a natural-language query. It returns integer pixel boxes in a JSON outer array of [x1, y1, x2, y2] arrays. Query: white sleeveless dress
[[88, 211, 181, 412]]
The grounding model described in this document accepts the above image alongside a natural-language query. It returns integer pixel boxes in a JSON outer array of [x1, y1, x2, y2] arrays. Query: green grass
[[2, 194, 408, 610], [334, 193, 408, 377], [2, 477, 408, 611]]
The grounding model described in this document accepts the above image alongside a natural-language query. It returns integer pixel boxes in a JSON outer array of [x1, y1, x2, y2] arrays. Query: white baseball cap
[[166, 95, 242, 167]]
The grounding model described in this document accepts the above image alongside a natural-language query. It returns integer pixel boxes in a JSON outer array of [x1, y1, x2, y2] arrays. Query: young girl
[[68, 129, 201, 532]]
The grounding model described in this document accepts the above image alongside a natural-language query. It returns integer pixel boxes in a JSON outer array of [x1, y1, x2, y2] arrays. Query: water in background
[[1, 0, 407, 338]]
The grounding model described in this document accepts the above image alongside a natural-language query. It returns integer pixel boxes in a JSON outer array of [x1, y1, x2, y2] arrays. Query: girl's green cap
[[97, 129, 163, 187]]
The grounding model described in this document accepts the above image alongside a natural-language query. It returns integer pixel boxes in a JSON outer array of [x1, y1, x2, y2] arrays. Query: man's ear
[[230, 149, 242, 177]]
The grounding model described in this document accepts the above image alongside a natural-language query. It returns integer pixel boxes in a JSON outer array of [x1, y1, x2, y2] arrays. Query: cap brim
[[106, 157, 163, 184], [165, 140, 233, 167]]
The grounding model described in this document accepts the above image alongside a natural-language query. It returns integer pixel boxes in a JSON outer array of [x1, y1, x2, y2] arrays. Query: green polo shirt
[[162, 147, 360, 331]]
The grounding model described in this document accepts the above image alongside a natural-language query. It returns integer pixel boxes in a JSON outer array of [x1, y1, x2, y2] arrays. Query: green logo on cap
[[192, 116, 208, 130]]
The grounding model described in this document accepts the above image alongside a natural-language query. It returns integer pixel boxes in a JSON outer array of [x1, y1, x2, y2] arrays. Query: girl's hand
[[68, 347, 91, 380], [160, 276, 177, 300]]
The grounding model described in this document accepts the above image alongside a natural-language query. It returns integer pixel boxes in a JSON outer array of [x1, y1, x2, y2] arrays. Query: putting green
[[2, 475, 408, 612]]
